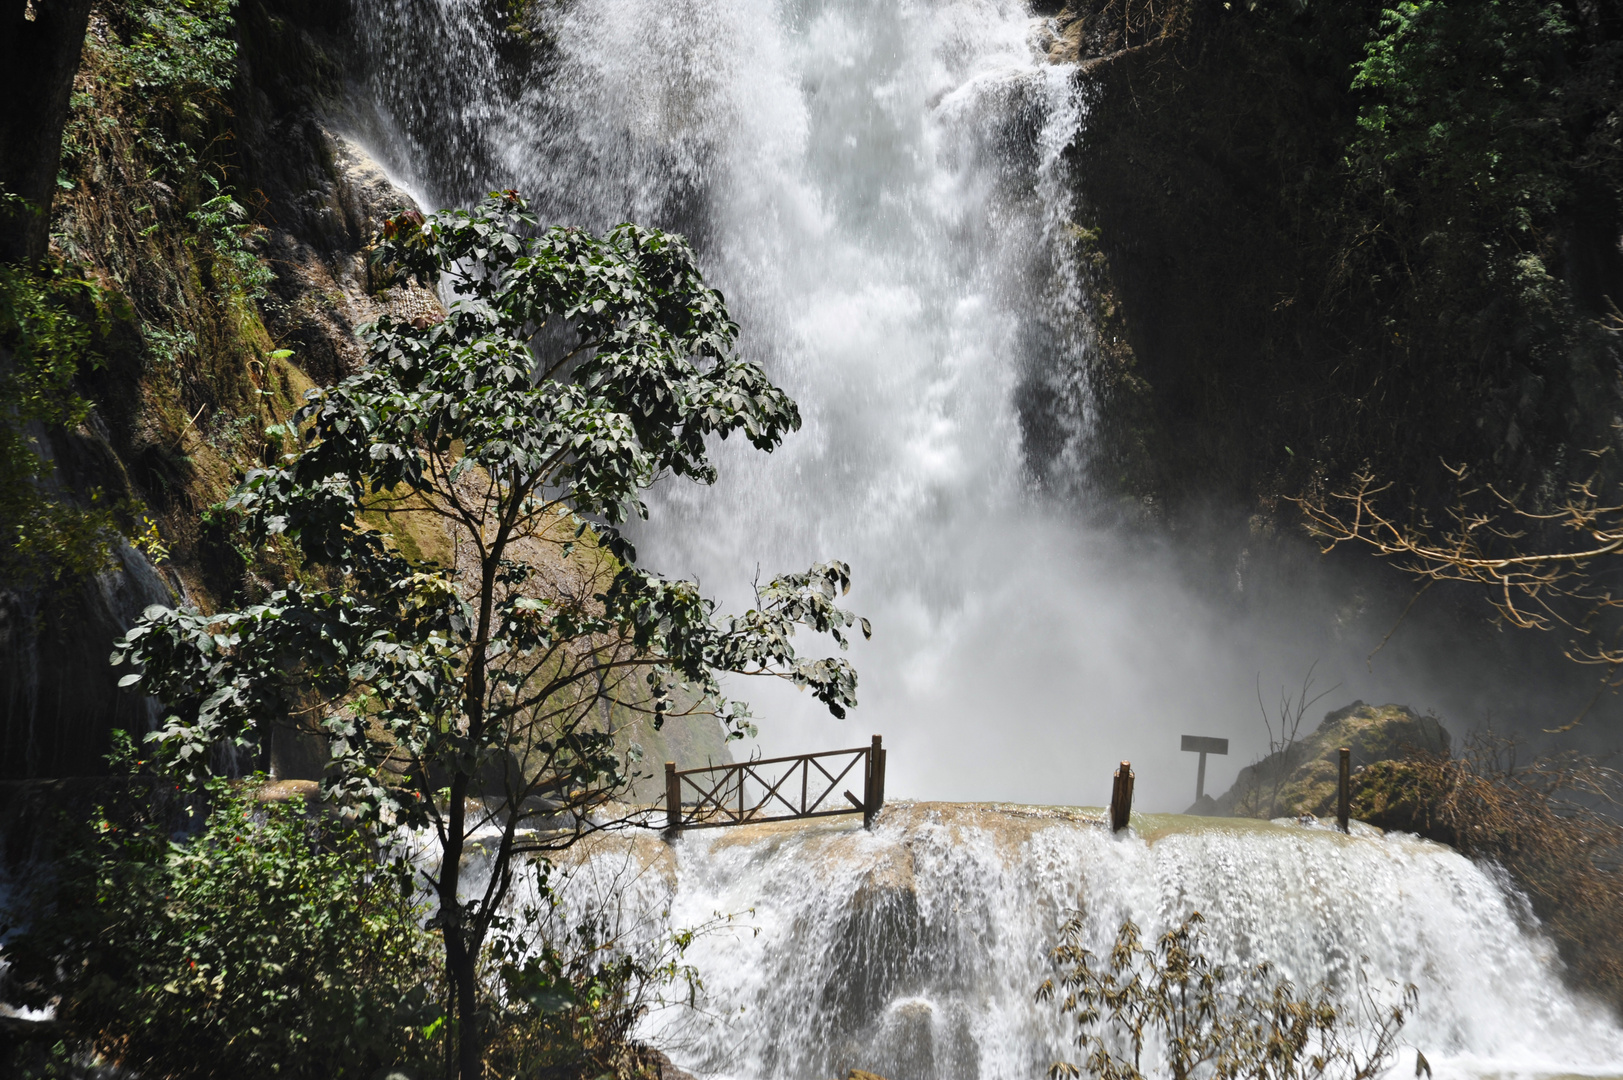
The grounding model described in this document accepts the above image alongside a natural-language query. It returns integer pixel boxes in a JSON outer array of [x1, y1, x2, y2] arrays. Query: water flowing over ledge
[[534, 805, 1623, 1080]]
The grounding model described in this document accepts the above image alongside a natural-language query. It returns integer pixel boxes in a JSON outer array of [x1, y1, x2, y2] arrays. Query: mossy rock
[[1348, 758, 1458, 844], [1210, 701, 1450, 819]]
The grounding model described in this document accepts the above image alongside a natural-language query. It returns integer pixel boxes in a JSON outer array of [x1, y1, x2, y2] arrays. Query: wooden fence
[[663, 735, 886, 835]]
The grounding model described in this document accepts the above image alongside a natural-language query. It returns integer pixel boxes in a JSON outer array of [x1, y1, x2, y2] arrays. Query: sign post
[[1180, 735, 1230, 803]]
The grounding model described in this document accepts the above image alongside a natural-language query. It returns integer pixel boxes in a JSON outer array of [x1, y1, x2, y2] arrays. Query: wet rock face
[[1203, 701, 1451, 819], [817, 839, 983, 1080], [233, 0, 445, 386], [738, 808, 1079, 1080], [821, 846, 922, 1029], [0, 430, 172, 780], [0, 552, 168, 779], [250, 126, 445, 387]]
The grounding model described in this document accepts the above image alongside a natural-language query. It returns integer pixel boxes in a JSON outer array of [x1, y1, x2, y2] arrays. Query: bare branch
[[1293, 465, 1623, 690]]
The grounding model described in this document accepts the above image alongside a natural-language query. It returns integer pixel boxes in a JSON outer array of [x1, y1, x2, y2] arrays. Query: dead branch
[[1293, 466, 1623, 679]]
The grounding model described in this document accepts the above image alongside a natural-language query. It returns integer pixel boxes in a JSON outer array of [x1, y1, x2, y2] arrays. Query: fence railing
[[663, 735, 886, 835]]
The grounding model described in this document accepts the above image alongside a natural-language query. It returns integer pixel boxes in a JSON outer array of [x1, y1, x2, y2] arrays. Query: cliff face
[[1049, 0, 1623, 529], [0, 0, 437, 778], [18, 0, 1615, 777]]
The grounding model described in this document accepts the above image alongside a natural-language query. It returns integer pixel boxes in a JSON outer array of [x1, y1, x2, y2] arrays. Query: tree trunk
[[438, 766, 483, 1080], [447, 934, 482, 1080], [0, 0, 94, 265]]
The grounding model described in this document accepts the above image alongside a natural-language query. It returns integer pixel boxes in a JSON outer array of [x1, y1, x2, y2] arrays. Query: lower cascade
[[547, 805, 1623, 1080]]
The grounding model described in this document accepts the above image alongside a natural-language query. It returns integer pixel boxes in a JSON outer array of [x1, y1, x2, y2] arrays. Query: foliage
[[58, 0, 267, 339], [1352, 733, 1623, 1009], [0, 268, 96, 432], [1352, 0, 1577, 227], [0, 737, 444, 1080], [481, 857, 722, 1080], [114, 191, 866, 1078], [0, 262, 118, 587], [121, 0, 238, 97], [188, 176, 275, 304], [70, 0, 239, 180], [1340, 0, 1599, 406], [1065, 0, 1623, 536], [1038, 913, 1414, 1080]]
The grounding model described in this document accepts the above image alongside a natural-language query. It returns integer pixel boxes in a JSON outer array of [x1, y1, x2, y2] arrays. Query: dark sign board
[[1180, 735, 1229, 755]]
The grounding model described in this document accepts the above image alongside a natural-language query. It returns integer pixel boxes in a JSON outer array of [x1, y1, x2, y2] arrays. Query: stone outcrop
[[233, 1, 444, 386], [824, 844, 921, 1026], [1198, 701, 1450, 820], [246, 126, 444, 384]]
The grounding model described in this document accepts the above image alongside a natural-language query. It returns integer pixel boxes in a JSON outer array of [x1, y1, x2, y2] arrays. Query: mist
[[352, 0, 1620, 816]]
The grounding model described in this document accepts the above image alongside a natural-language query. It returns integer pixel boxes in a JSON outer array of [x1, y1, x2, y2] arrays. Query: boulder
[[1348, 757, 1461, 844], [646, 1049, 697, 1080], [820, 846, 921, 1026], [253, 778, 322, 803], [1205, 701, 1450, 819]]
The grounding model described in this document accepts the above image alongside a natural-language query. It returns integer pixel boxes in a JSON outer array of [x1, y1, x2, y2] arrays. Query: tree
[[0, 0, 94, 264], [1038, 913, 1414, 1080], [115, 191, 868, 1080]]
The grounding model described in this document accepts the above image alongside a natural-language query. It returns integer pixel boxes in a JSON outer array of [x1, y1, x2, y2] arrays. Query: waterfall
[[548, 808, 1623, 1080], [350, 0, 1340, 813], [351, 4, 1623, 1077]]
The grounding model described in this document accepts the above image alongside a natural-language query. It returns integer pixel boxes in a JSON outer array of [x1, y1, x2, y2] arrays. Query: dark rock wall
[[1055, 0, 1623, 523]]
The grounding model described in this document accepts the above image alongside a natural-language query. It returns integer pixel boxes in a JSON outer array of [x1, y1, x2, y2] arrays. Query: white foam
[[629, 809, 1623, 1079]]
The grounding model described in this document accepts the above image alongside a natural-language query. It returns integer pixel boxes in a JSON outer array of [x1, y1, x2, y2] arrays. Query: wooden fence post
[[864, 734, 884, 829], [665, 761, 682, 838], [1337, 747, 1350, 833], [875, 740, 886, 811], [1110, 760, 1134, 832]]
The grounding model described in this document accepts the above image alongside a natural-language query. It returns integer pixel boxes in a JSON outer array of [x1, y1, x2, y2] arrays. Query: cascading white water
[[352, 2, 1623, 1076], [552, 808, 1623, 1080]]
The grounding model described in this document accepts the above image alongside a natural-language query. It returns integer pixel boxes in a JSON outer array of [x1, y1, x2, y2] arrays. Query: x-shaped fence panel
[[663, 735, 886, 834]]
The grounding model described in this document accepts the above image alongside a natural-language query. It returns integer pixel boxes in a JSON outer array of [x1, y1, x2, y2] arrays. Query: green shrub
[[0, 262, 118, 588], [71, 0, 239, 181], [1, 744, 444, 1079]]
